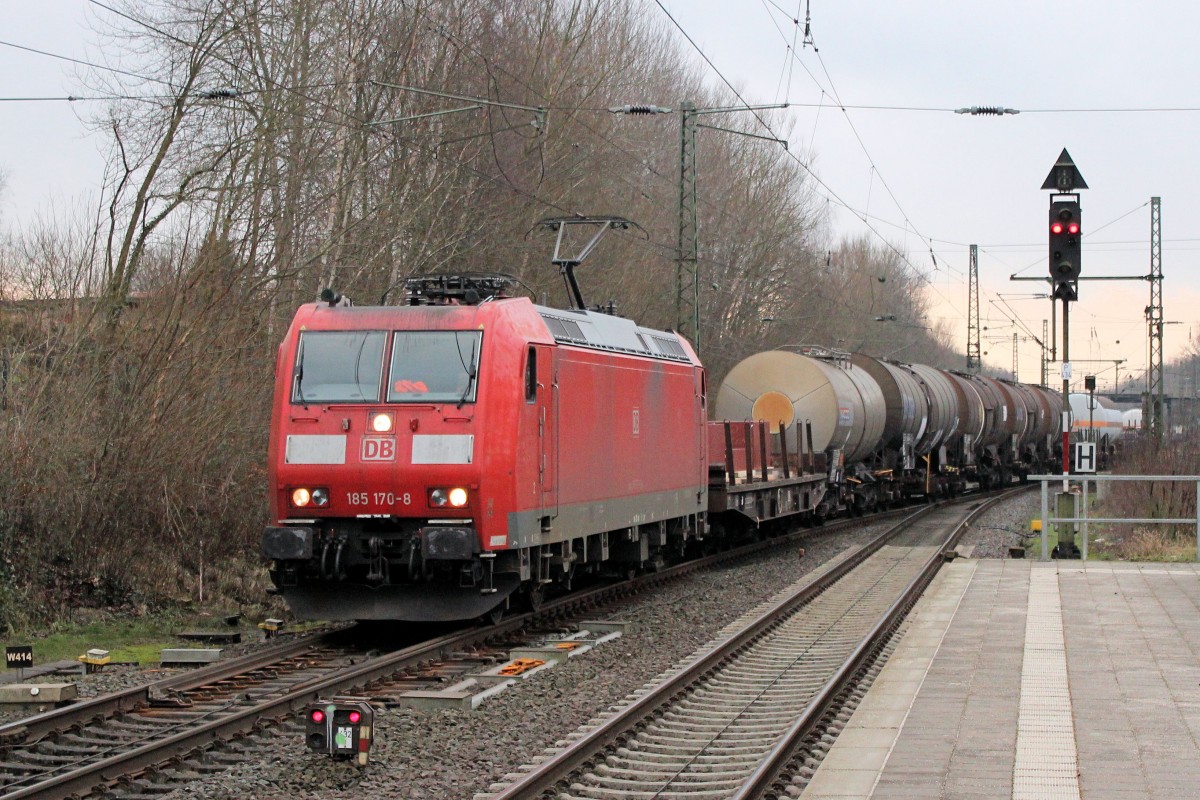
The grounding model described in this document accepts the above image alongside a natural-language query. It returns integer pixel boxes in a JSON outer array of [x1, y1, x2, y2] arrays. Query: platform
[[803, 559, 1200, 799]]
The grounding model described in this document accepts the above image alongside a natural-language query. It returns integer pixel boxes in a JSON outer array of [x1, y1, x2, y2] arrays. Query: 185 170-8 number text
[[346, 492, 411, 506]]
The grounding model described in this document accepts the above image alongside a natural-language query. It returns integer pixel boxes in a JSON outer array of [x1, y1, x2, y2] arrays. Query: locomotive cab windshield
[[292, 331, 386, 404], [387, 330, 480, 404], [292, 329, 482, 405]]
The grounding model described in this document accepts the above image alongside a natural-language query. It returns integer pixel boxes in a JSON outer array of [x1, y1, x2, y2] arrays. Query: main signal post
[[1042, 148, 1087, 558]]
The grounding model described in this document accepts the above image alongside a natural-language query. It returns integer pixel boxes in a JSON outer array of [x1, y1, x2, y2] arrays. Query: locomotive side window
[[292, 331, 386, 404], [388, 331, 483, 404], [525, 346, 537, 403]]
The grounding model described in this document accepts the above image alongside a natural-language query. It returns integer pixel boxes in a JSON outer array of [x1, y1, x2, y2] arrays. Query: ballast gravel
[[0, 491, 1040, 798], [156, 523, 890, 800], [0, 631, 332, 727], [0, 665, 180, 728], [958, 488, 1044, 558]]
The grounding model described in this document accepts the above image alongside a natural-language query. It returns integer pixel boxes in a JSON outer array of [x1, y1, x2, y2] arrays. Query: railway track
[[479, 489, 1019, 800], [0, 633, 360, 800], [0, 614, 576, 800], [0, 496, 982, 799]]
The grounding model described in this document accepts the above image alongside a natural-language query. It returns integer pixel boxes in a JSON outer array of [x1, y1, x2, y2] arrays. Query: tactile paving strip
[[1012, 566, 1081, 800]]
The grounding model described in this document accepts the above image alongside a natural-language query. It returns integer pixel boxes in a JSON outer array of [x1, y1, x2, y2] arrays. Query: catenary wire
[[651, 0, 974, 324], [0, 37, 173, 87]]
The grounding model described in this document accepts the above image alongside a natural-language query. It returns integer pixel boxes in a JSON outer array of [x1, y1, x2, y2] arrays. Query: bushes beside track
[[1091, 435, 1200, 560], [0, 286, 277, 633]]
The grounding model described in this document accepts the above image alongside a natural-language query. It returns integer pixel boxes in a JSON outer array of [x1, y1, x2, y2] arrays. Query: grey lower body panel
[[507, 486, 706, 549], [277, 576, 520, 622]]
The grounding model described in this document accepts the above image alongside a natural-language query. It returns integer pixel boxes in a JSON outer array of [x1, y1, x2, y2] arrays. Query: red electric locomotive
[[263, 276, 708, 621]]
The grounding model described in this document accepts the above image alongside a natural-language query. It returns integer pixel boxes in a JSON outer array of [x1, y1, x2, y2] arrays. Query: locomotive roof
[[289, 298, 698, 365], [533, 304, 695, 363]]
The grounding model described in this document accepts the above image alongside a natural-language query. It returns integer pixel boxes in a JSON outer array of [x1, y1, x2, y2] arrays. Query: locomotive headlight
[[428, 487, 470, 508], [370, 412, 394, 433], [291, 487, 329, 508], [429, 487, 470, 508]]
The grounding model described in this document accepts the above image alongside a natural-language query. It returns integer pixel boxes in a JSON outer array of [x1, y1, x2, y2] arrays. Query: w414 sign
[[5, 646, 33, 669]]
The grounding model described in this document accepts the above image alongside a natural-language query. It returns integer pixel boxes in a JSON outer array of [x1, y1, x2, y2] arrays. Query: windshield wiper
[[457, 336, 478, 409], [294, 337, 309, 408]]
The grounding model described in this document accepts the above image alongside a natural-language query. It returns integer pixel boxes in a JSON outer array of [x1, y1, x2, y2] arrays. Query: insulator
[[955, 105, 1019, 116]]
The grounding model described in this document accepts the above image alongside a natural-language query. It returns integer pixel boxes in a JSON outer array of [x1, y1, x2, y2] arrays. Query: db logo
[[361, 437, 396, 461]]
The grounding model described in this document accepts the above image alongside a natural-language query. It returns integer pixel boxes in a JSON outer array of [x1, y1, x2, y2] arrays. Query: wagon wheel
[[525, 583, 545, 613], [481, 602, 506, 626]]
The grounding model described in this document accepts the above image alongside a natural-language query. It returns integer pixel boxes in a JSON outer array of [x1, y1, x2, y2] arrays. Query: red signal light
[[1067, 223, 1080, 235], [311, 709, 325, 724], [1051, 222, 1064, 234], [348, 711, 362, 724]]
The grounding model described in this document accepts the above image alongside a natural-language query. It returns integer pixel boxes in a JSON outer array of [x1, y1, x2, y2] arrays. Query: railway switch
[[304, 699, 375, 765]]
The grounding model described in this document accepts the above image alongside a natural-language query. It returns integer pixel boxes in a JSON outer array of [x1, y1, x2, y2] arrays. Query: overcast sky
[[3, 1, 1199, 392]]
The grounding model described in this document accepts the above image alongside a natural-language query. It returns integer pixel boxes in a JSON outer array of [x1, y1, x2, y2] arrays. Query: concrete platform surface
[[803, 560, 1200, 800]]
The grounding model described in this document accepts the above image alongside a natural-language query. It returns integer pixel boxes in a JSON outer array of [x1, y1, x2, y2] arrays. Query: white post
[[1041, 479, 1049, 561], [1081, 478, 1089, 561]]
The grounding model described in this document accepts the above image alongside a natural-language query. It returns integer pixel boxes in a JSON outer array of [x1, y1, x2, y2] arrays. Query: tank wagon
[[1069, 392, 1124, 468], [715, 347, 1064, 512]]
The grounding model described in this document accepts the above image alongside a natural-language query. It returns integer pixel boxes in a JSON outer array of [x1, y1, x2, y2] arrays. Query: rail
[[1028, 473, 1200, 561], [482, 489, 1023, 799], [730, 487, 1020, 798], [483, 508, 932, 799], [1, 506, 917, 800]]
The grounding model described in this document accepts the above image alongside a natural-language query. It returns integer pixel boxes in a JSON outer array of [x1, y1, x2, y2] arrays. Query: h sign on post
[[1074, 442, 1097, 473]]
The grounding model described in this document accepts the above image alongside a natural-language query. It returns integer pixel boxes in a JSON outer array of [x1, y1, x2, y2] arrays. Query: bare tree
[[0, 0, 844, 623]]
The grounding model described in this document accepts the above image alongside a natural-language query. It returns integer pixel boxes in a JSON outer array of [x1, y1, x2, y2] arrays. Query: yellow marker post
[[78, 648, 110, 674]]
